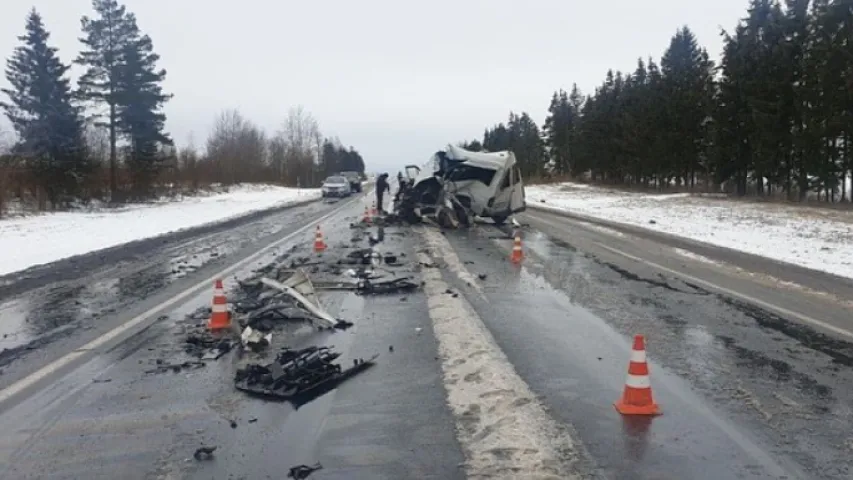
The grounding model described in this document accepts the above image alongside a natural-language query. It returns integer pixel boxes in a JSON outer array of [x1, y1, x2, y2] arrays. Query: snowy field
[[0, 184, 320, 276], [526, 183, 853, 280]]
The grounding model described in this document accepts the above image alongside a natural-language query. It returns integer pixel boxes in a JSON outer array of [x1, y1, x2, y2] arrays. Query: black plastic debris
[[193, 446, 217, 461], [288, 463, 323, 479], [334, 320, 354, 330], [145, 360, 205, 375], [185, 333, 233, 360], [356, 278, 419, 295], [234, 346, 378, 404], [478, 273, 488, 280]]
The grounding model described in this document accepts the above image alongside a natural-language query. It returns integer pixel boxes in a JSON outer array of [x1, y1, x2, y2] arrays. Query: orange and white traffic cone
[[363, 205, 371, 224], [313, 225, 327, 253], [207, 279, 230, 330], [510, 230, 523, 264], [615, 335, 661, 416]]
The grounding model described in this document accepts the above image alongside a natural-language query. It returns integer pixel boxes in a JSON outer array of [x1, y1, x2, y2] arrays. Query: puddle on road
[[0, 284, 86, 355]]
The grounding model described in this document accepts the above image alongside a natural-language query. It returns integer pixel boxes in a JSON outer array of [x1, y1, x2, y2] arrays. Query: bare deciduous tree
[[205, 109, 267, 184]]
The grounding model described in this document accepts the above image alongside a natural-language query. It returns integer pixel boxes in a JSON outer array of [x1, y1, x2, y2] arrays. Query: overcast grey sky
[[2, 0, 749, 172]]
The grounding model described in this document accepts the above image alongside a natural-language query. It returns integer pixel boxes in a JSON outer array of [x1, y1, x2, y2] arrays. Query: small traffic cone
[[313, 225, 327, 253], [363, 205, 371, 224], [207, 279, 230, 330], [371, 202, 378, 216], [615, 335, 661, 416], [510, 230, 523, 264]]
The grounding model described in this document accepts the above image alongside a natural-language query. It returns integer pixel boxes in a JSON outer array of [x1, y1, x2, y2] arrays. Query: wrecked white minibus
[[394, 145, 526, 227]]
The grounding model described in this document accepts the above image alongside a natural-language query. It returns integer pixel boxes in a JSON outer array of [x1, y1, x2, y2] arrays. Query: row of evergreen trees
[[1, 0, 170, 204], [0, 1, 367, 212], [464, 0, 853, 201]]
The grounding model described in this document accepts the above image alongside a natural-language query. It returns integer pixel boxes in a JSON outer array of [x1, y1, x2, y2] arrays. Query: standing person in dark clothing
[[376, 173, 391, 214]]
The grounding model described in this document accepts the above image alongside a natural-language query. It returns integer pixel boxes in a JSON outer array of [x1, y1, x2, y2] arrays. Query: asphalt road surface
[[0, 194, 851, 479]]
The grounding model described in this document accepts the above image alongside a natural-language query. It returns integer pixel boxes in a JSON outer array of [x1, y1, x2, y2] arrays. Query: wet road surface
[[2, 193, 852, 478], [0, 198, 344, 389], [0, 197, 465, 479], [437, 209, 852, 478]]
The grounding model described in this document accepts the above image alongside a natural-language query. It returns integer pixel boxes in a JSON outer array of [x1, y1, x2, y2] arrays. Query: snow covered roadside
[[0, 184, 320, 276], [526, 183, 853, 280]]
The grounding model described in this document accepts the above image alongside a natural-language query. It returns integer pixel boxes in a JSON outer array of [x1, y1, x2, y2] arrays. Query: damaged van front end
[[394, 145, 526, 227]]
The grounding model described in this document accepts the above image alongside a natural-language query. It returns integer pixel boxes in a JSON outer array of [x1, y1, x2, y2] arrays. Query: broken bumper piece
[[234, 346, 378, 404]]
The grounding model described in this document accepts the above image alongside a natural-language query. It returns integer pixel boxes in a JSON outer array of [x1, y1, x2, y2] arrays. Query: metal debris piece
[[241, 326, 272, 351], [260, 276, 337, 329], [288, 463, 323, 479]]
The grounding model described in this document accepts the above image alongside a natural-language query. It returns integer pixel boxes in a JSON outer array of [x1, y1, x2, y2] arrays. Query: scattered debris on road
[[145, 360, 205, 375], [288, 463, 323, 479], [193, 446, 217, 461], [234, 346, 378, 404]]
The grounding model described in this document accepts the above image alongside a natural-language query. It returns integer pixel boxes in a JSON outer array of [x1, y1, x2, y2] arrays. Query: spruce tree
[[116, 32, 171, 196], [76, 0, 171, 198], [76, 0, 131, 196], [1, 9, 88, 206]]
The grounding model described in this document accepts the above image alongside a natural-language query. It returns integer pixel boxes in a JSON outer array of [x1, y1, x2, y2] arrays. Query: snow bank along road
[[0, 184, 321, 279], [526, 182, 853, 280], [0, 191, 851, 478]]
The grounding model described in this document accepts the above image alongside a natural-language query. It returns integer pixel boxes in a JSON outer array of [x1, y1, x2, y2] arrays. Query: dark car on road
[[321, 176, 352, 198], [339, 171, 363, 193]]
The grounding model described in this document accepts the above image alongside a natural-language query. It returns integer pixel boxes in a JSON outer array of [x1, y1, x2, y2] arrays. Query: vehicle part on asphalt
[[234, 345, 378, 404], [356, 277, 420, 295], [193, 446, 217, 461], [145, 360, 206, 375], [260, 276, 338, 329], [240, 326, 272, 351], [185, 330, 233, 360], [288, 462, 323, 479]]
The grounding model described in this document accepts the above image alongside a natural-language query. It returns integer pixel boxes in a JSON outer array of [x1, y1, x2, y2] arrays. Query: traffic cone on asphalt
[[614, 335, 661, 416], [371, 202, 378, 216], [363, 205, 371, 224], [510, 230, 523, 264], [207, 279, 230, 330], [313, 225, 327, 253]]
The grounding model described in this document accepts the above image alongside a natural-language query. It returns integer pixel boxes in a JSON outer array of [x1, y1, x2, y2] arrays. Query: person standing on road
[[376, 173, 390, 214]]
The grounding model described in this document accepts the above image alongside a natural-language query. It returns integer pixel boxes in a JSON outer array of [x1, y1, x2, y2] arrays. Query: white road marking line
[[594, 242, 853, 340], [416, 227, 582, 479], [0, 198, 357, 406]]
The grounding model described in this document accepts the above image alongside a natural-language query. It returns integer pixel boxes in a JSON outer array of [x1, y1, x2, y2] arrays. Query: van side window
[[501, 170, 511, 189], [512, 167, 522, 185]]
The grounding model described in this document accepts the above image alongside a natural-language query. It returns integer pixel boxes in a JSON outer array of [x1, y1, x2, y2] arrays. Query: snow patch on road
[[527, 183, 853, 279], [417, 227, 582, 479], [575, 221, 625, 238], [673, 248, 720, 266], [0, 184, 320, 276]]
